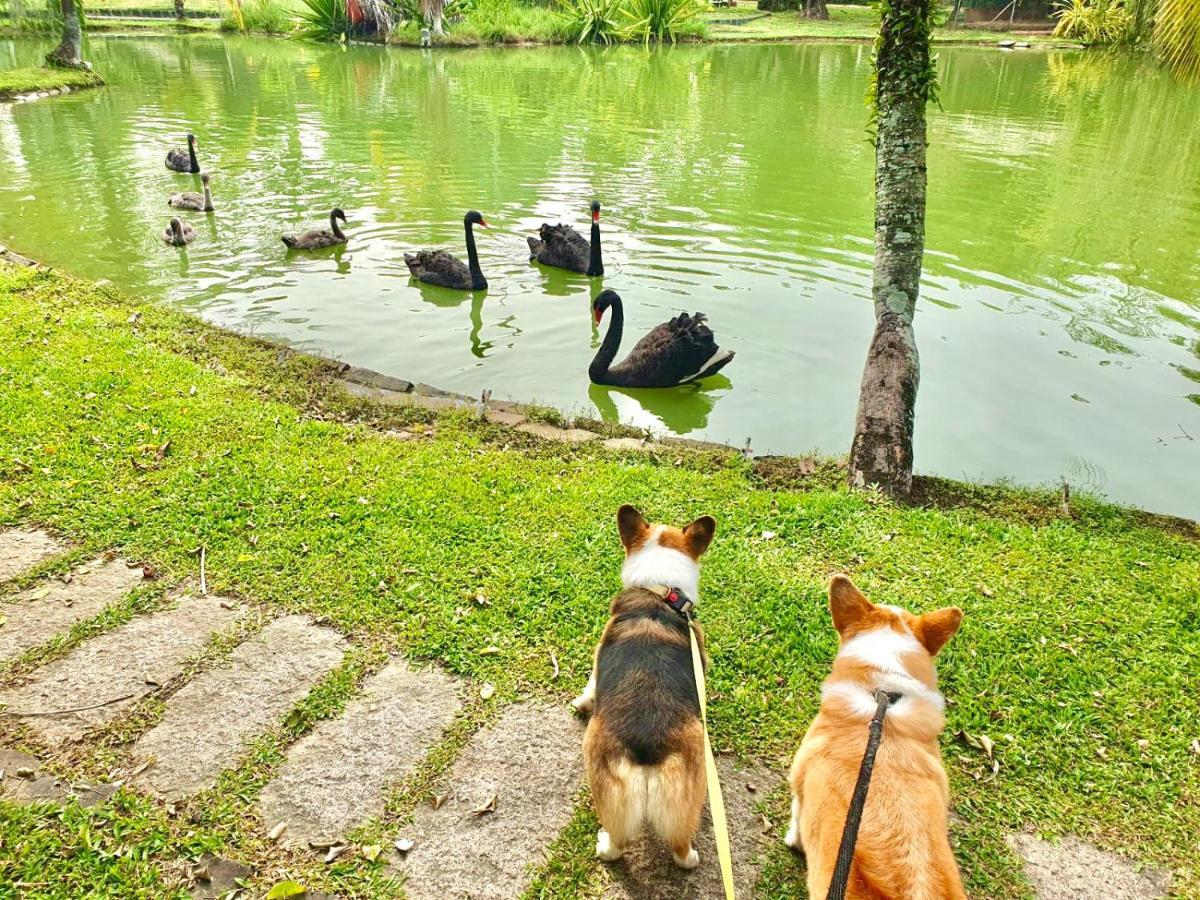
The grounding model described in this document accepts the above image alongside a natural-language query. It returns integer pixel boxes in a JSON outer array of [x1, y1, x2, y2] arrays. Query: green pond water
[[0, 36, 1197, 517]]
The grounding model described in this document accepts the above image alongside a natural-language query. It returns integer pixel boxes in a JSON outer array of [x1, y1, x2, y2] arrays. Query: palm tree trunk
[[848, 0, 932, 499], [803, 0, 829, 19], [46, 0, 84, 69], [174, 0, 186, 19]]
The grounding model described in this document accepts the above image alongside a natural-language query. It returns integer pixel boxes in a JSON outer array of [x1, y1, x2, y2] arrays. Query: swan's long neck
[[187, 141, 199, 173], [203, 184, 213, 211], [587, 220, 603, 277], [330, 212, 345, 240], [465, 221, 486, 289], [589, 297, 623, 384]]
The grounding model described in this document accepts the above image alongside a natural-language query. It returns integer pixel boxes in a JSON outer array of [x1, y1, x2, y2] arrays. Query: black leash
[[825, 689, 901, 900]]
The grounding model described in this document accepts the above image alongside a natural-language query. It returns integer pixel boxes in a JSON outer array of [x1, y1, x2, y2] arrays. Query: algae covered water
[[0, 36, 1197, 516]]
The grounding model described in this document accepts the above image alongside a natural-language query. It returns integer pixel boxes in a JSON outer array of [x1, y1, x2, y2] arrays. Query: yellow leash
[[690, 621, 737, 900]]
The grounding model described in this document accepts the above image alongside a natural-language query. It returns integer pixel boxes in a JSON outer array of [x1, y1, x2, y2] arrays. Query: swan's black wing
[[283, 228, 342, 250], [405, 250, 471, 288], [165, 149, 191, 172], [615, 312, 734, 387], [530, 223, 588, 273]]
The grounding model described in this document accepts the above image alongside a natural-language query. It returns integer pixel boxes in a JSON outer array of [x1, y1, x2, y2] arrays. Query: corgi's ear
[[914, 607, 963, 656], [682, 515, 716, 558], [828, 574, 873, 636], [617, 505, 650, 550]]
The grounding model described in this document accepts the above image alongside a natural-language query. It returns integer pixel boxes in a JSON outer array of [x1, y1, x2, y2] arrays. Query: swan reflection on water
[[587, 375, 732, 435], [413, 280, 521, 360]]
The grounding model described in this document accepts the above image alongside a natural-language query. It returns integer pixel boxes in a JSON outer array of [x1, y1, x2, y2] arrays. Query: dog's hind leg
[[591, 758, 645, 862], [784, 794, 803, 850], [571, 669, 597, 715], [648, 750, 705, 869]]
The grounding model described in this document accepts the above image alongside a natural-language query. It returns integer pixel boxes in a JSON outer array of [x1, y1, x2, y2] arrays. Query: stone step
[[0, 594, 241, 746], [0, 528, 62, 583], [601, 758, 778, 899], [0, 748, 117, 808], [394, 702, 584, 900], [0, 557, 147, 664], [132, 615, 346, 800], [259, 658, 463, 848]]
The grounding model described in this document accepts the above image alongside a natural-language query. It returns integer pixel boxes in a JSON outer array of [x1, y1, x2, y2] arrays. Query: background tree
[[46, 0, 86, 69], [804, 0, 829, 19], [1153, 0, 1200, 77], [175, 0, 186, 20], [421, 0, 445, 34], [848, 0, 938, 499]]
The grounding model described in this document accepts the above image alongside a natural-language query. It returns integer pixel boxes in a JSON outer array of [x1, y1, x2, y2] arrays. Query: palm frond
[[1155, 0, 1200, 78]]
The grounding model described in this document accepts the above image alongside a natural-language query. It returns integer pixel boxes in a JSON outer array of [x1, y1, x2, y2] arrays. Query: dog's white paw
[[784, 822, 801, 850], [571, 694, 594, 715], [596, 829, 624, 862], [673, 847, 700, 869]]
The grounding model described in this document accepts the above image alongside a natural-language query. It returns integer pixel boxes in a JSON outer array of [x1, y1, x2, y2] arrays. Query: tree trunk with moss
[[421, 0, 444, 34], [174, 0, 186, 20], [803, 0, 829, 19], [848, 0, 935, 499], [46, 0, 85, 69]]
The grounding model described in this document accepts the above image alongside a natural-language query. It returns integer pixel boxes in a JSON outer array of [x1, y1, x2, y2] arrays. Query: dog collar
[[645, 584, 695, 619]]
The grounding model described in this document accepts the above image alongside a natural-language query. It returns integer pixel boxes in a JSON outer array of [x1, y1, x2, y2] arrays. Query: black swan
[[165, 134, 200, 174], [528, 200, 603, 276], [282, 208, 348, 250], [589, 289, 734, 388], [405, 210, 489, 291], [162, 217, 195, 246], [168, 173, 214, 212]]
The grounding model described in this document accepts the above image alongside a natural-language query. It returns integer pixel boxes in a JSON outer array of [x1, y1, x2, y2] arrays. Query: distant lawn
[[0, 66, 103, 100], [708, 3, 1054, 44]]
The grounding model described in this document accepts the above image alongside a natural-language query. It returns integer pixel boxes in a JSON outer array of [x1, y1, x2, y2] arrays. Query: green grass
[[0, 66, 103, 100], [707, 3, 1055, 44], [0, 259, 1197, 898]]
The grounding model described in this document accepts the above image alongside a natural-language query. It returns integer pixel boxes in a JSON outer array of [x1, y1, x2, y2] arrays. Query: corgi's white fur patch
[[621, 526, 701, 603], [837, 626, 921, 674]]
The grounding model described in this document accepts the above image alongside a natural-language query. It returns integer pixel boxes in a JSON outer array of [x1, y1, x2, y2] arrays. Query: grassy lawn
[[707, 3, 1053, 44], [0, 66, 103, 99], [0, 258, 1197, 898]]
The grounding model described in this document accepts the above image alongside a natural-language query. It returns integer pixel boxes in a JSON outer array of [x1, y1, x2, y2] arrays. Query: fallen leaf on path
[[470, 792, 497, 816], [28, 587, 51, 600], [394, 838, 415, 854], [267, 821, 288, 842], [478, 646, 502, 656], [955, 730, 995, 759], [480, 683, 496, 701], [761, 530, 777, 540], [431, 793, 448, 810], [324, 844, 348, 864], [265, 881, 306, 899], [360, 844, 382, 862]]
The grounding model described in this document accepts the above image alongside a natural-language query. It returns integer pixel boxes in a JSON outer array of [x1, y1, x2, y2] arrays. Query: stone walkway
[[0, 527, 1172, 899]]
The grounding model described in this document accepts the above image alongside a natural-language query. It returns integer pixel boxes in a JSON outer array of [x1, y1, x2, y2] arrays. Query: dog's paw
[[570, 694, 594, 715], [595, 829, 624, 862], [784, 823, 802, 851], [672, 847, 700, 870]]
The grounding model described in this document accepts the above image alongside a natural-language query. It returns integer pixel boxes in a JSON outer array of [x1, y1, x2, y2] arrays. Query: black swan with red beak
[[589, 290, 734, 388], [527, 200, 603, 276], [405, 210, 489, 290]]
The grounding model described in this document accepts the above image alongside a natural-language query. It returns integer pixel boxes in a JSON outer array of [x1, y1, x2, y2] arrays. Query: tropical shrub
[[296, 0, 349, 39], [556, 0, 624, 42], [222, 0, 293, 32], [1052, 0, 1132, 44], [1153, 0, 1200, 77], [466, 0, 516, 39], [620, 0, 706, 41]]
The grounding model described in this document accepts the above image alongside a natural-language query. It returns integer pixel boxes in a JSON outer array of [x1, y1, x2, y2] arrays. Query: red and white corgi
[[573, 505, 716, 869], [786, 574, 966, 900]]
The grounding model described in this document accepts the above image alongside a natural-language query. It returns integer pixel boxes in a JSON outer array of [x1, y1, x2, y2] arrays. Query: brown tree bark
[[847, 0, 931, 499], [174, 0, 186, 20], [45, 0, 85, 69], [803, 0, 829, 20]]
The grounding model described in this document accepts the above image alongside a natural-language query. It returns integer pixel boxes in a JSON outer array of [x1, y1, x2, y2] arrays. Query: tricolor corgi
[[786, 574, 966, 900], [572, 504, 716, 869]]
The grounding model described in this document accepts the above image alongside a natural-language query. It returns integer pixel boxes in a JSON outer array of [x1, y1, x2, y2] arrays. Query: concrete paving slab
[[0, 557, 144, 663], [1008, 833, 1170, 900], [0, 529, 62, 582], [259, 659, 463, 847], [395, 702, 584, 900], [132, 615, 346, 799], [0, 594, 240, 745], [0, 748, 117, 807]]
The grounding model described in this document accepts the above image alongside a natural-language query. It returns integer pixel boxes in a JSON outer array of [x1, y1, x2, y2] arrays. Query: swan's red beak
[[593, 309, 603, 324], [592, 210, 600, 223], [479, 219, 490, 228]]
